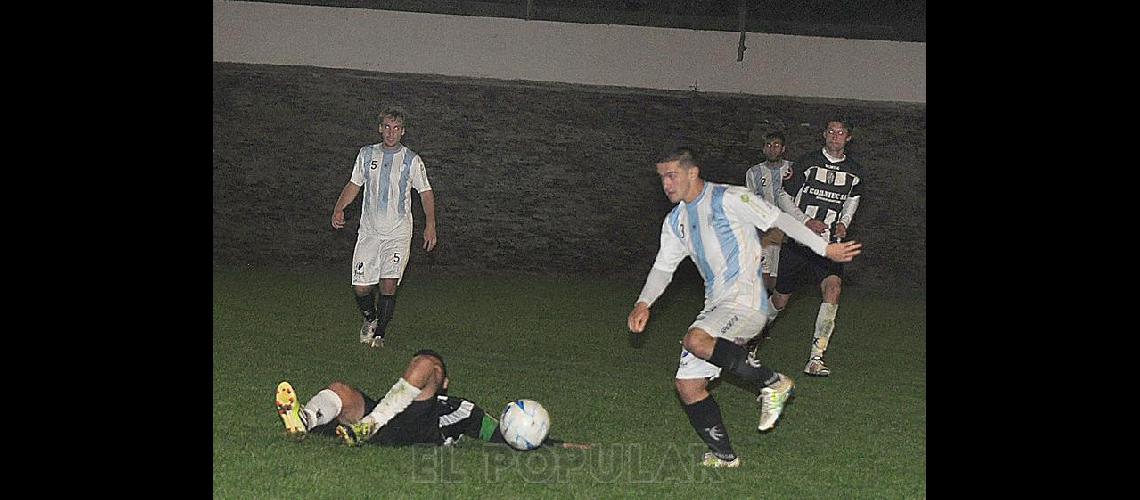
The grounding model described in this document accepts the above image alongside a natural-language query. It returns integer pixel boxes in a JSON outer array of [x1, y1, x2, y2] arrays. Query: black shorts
[[773, 241, 844, 295], [310, 392, 489, 446]]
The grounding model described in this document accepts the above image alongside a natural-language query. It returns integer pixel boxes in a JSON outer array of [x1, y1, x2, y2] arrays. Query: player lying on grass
[[275, 349, 590, 450]]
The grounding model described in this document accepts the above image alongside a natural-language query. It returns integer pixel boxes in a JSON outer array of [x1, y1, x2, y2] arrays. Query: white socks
[[767, 295, 782, 322], [302, 389, 343, 430], [811, 302, 838, 357], [361, 378, 422, 428]]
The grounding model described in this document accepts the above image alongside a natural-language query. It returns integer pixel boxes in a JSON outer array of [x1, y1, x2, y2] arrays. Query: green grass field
[[213, 267, 925, 498]]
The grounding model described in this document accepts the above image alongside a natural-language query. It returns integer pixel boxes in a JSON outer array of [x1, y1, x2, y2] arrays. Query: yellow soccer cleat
[[335, 420, 377, 447], [275, 381, 308, 441]]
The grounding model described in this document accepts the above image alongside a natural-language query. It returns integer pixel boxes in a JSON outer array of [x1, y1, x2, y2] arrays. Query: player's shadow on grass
[[627, 331, 647, 348]]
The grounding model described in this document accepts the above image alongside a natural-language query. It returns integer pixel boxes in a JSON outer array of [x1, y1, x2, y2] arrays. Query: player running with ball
[[627, 147, 861, 468]]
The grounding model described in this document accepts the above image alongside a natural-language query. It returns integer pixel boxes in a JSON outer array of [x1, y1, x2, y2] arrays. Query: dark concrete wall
[[213, 62, 925, 289]]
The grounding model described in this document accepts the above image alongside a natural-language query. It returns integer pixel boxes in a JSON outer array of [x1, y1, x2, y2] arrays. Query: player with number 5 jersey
[[331, 107, 437, 348]]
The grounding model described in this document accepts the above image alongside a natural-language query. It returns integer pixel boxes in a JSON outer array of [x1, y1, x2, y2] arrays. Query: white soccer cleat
[[701, 452, 741, 468], [369, 334, 385, 348], [757, 373, 794, 432], [359, 319, 379, 344], [804, 356, 830, 377]]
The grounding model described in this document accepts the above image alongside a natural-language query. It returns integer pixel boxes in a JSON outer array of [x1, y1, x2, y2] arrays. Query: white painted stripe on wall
[[213, 0, 925, 103]]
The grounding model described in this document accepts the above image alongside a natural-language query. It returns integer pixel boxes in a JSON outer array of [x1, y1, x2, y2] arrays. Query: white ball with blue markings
[[499, 399, 550, 451]]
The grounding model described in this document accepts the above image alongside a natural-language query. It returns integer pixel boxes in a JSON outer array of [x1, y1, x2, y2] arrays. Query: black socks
[[707, 337, 780, 389], [683, 396, 736, 460], [377, 294, 396, 333], [355, 293, 376, 322]]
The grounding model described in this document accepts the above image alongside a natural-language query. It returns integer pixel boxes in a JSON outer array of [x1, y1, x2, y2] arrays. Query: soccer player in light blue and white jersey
[[627, 146, 861, 468], [332, 107, 437, 348], [744, 132, 828, 293]]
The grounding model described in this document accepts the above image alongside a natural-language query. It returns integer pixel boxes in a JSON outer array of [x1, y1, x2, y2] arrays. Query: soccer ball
[[499, 399, 550, 451]]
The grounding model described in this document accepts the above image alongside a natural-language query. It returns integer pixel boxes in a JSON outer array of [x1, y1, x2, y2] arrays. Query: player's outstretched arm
[[825, 241, 862, 262]]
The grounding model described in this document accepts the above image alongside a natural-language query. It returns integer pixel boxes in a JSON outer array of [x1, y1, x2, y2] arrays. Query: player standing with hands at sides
[[766, 119, 864, 377], [627, 147, 861, 468], [744, 131, 828, 293], [331, 107, 437, 348]]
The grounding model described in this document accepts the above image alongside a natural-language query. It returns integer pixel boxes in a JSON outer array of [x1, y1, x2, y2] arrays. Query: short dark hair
[[657, 146, 699, 168], [825, 118, 852, 132], [764, 131, 786, 144]]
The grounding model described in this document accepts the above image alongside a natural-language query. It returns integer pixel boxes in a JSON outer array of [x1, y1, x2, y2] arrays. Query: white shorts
[[760, 243, 781, 277], [675, 302, 768, 380], [351, 233, 411, 286]]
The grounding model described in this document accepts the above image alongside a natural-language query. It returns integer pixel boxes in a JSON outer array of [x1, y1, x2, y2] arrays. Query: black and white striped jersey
[[787, 149, 864, 242]]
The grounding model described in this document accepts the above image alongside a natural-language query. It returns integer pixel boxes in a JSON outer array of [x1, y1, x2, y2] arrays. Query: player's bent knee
[[327, 380, 353, 394], [681, 329, 716, 358], [327, 381, 365, 422], [675, 378, 708, 405], [328, 381, 360, 402]]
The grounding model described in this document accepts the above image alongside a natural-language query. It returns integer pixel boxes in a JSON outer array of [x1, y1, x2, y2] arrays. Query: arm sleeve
[[838, 194, 860, 228], [776, 188, 809, 223], [727, 187, 779, 232], [744, 167, 757, 192], [772, 212, 828, 257], [411, 154, 432, 192], [636, 219, 687, 307], [349, 148, 366, 186], [636, 267, 674, 307]]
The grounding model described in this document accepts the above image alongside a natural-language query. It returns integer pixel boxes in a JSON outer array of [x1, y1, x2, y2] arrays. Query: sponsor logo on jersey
[[720, 314, 739, 335], [806, 187, 847, 202]]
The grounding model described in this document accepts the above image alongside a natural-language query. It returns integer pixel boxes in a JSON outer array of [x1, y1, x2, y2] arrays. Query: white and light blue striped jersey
[[649, 182, 783, 310], [349, 144, 432, 237], [744, 160, 808, 222]]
